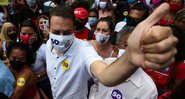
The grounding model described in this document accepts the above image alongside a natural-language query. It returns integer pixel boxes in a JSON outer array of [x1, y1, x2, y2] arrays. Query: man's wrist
[[122, 50, 138, 70]]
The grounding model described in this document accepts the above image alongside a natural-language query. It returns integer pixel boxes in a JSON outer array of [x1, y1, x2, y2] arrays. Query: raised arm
[[91, 3, 178, 87]]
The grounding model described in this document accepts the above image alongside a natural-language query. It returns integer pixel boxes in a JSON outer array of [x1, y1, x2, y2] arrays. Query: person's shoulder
[[75, 38, 91, 47], [137, 68, 157, 90], [37, 43, 46, 51]]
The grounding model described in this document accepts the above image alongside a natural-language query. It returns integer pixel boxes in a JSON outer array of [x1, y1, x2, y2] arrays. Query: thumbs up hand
[[127, 3, 178, 70]]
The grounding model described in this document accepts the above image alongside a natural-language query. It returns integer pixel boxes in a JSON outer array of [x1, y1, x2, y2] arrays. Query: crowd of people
[[0, 0, 184, 99]]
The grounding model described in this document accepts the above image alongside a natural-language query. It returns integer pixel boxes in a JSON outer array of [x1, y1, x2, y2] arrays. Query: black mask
[[10, 60, 24, 71], [126, 16, 142, 26], [74, 20, 86, 31], [7, 33, 18, 40]]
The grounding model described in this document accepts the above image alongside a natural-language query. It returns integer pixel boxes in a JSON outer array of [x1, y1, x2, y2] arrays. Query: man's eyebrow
[[62, 30, 72, 35], [52, 30, 61, 34]]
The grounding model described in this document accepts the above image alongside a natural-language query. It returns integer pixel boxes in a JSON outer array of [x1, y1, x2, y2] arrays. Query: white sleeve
[[40, 44, 47, 62], [82, 43, 103, 77]]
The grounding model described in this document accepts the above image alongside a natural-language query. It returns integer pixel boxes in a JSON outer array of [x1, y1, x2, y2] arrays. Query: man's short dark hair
[[50, 6, 75, 23], [131, 2, 149, 20]]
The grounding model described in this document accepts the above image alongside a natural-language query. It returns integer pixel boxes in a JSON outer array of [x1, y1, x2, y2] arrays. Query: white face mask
[[49, 33, 74, 53], [88, 17, 98, 26], [99, 2, 107, 9], [26, 0, 36, 7], [95, 32, 110, 44]]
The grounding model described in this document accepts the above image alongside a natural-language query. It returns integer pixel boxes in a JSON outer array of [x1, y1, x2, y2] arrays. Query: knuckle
[[156, 42, 165, 51]]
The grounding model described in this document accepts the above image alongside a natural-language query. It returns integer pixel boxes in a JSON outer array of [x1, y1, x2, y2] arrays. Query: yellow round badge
[[62, 60, 70, 70], [17, 78, 26, 87], [123, 11, 128, 16]]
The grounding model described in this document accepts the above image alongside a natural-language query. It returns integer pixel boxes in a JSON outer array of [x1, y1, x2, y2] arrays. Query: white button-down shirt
[[46, 38, 103, 99], [89, 58, 158, 99]]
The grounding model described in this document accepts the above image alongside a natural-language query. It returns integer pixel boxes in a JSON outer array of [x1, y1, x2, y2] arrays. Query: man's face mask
[[10, 60, 25, 71], [99, 2, 107, 9], [95, 32, 110, 44], [20, 35, 36, 45], [49, 33, 74, 53], [74, 20, 86, 31], [26, 0, 36, 8], [7, 32, 18, 40], [88, 17, 98, 26]]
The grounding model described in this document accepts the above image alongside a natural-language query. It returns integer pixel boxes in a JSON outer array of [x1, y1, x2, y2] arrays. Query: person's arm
[[35, 70, 47, 81], [91, 51, 137, 86], [11, 70, 32, 99], [91, 3, 177, 87]]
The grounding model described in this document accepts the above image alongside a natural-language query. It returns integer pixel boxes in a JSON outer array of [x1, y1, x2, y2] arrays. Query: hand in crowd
[[127, 3, 178, 70]]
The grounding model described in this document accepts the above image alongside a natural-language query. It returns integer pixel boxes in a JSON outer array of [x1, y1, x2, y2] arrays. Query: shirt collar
[[126, 68, 143, 88]]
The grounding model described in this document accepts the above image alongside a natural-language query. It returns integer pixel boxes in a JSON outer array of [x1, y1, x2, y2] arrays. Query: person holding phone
[[37, 14, 50, 43]]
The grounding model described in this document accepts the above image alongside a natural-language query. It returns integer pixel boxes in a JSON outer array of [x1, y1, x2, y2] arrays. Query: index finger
[[142, 3, 170, 27]]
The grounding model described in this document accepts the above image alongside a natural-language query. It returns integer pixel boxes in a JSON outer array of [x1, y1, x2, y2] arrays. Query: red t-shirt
[[74, 28, 95, 41], [168, 61, 185, 80]]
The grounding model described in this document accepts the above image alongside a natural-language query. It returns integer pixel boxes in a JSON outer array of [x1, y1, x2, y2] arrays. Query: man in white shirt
[[89, 58, 158, 99], [46, 3, 177, 99]]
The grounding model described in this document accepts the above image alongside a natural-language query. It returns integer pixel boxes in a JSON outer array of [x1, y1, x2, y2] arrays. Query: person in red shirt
[[74, 7, 95, 41]]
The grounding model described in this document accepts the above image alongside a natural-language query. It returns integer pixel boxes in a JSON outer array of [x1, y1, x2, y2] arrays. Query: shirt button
[[54, 78, 56, 80], [54, 67, 56, 69]]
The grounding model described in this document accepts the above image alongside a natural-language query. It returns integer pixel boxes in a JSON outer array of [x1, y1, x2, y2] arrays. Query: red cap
[[74, 7, 88, 19]]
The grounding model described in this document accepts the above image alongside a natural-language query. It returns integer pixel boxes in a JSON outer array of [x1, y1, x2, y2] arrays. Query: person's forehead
[[50, 16, 73, 28], [11, 49, 26, 57], [89, 12, 97, 17], [8, 26, 16, 31], [21, 27, 34, 32], [97, 21, 109, 28], [129, 9, 144, 19]]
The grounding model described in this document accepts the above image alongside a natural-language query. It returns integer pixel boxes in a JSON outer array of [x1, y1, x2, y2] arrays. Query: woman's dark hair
[[97, 16, 115, 33], [36, 14, 49, 26], [170, 80, 185, 99], [20, 19, 43, 52], [6, 42, 35, 65], [174, 10, 185, 23], [171, 26, 185, 61]]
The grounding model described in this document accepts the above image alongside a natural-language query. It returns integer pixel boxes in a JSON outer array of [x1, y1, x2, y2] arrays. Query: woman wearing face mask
[[19, 20, 53, 99], [0, 22, 18, 61], [7, 42, 48, 99], [36, 14, 49, 43], [89, 17, 124, 59], [158, 0, 184, 26], [86, 8, 99, 32], [97, 0, 115, 20]]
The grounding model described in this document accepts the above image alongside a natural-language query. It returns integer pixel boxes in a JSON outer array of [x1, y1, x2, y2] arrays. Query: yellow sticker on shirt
[[62, 60, 70, 70], [17, 78, 26, 87]]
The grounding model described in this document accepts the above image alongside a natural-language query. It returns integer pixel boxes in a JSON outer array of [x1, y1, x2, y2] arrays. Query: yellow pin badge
[[123, 11, 128, 16], [17, 77, 26, 87], [62, 60, 70, 70]]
